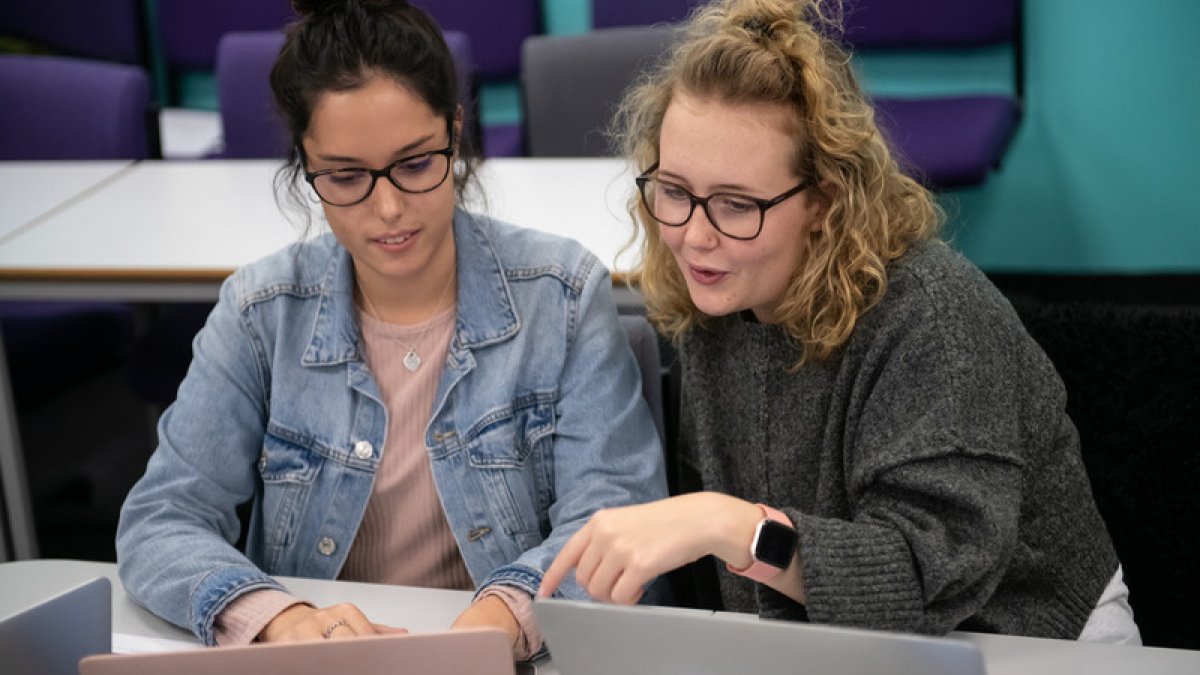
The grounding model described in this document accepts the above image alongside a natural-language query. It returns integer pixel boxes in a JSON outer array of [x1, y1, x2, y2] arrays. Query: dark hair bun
[[291, 0, 407, 18]]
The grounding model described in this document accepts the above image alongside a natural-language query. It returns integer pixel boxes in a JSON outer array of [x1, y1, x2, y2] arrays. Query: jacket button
[[317, 537, 337, 556], [353, 440, 373, 459]]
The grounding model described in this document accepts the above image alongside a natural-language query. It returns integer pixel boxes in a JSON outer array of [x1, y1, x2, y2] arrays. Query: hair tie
[[742, 18, 776, 40]]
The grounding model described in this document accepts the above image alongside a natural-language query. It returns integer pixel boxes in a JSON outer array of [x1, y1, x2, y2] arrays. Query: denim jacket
[[117, 210, 667, 645]]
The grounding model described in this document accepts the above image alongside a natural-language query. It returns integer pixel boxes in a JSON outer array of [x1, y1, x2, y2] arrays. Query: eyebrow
[[313, 132, 439, 164], [657, 169, 758, 195]]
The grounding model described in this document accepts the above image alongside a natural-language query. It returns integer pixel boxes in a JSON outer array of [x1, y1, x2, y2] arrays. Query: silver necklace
[[358, 269, 455, 372]]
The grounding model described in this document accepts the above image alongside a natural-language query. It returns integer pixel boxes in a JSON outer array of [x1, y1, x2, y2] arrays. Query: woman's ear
[[805, 180, 834, 233]]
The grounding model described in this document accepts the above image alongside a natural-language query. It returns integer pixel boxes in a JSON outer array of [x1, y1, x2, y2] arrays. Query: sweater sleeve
[[214, 589, 309, 645], [761, 258, 1041, 633], [778, 455, 1024, 633]]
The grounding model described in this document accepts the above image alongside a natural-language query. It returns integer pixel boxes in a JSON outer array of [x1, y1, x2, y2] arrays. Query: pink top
[[214, 303, 540, 658]]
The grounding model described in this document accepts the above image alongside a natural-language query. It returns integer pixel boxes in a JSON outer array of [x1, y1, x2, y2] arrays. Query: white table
[[0, 158, 641, 301], [0, 161, 133, 241], [0, 559, 472, 640], [472, 157, 643, 276], [0, 157, 642, 562], [3, 560, 1199, 675], [0, 160, 298, 301]]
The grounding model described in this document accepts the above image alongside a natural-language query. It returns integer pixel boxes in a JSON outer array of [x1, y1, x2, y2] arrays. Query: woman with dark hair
[[116, 0, 665, 658], [541, 0, 1139, 645]]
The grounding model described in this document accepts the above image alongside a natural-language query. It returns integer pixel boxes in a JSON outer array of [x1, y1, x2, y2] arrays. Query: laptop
[[79, 627, 516, 675], [0, 576, 112, 675], [534, 598, 985, 675]]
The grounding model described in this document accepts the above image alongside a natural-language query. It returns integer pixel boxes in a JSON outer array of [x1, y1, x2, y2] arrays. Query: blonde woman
[[542, 0, 1139, 644]]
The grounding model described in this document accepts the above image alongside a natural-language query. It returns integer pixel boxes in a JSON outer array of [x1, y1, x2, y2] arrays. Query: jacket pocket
[[258, 427, 323, 569], [463, 399, 556, 541], [464, 399, 556, 468]]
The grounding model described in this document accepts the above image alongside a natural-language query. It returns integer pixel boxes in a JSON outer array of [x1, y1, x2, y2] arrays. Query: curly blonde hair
[[615, 0, 942, 366]]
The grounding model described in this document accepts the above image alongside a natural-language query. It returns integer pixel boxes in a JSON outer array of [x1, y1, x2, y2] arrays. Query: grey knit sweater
[[679, 240, 1118, 639]]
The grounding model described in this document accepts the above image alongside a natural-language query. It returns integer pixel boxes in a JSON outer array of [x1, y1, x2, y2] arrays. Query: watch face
[[754, 519, 797, 569]]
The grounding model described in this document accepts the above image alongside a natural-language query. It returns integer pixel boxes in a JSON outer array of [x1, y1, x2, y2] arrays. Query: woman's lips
[[687, 264, 727, 285], [374, 230, 419, 251]]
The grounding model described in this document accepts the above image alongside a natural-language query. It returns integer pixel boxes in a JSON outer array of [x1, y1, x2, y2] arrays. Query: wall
[[548, 0, 1200, 272]]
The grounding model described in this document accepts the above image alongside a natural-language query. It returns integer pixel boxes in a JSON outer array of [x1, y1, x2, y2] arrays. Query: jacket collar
[[302, 210, 519, 366]]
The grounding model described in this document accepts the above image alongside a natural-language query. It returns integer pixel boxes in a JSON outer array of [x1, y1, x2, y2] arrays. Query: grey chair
[[521, 25, 676, 157], [619, 314, 666, 446]]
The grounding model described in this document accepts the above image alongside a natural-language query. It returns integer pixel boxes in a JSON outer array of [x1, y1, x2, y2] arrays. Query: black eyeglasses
[[304, 145, 455, 207], [635, 162, 810, 240]]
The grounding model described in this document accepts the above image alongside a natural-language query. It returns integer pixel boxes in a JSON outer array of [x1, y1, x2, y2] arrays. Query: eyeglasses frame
[[635, 162, 811, 241], [304, 142, 456, 207]]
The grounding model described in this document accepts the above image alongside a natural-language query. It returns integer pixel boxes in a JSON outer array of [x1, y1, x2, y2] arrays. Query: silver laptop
[[0, 576, 112, 675], [534, 598, 985, 675], [79, 627, 515, 675]]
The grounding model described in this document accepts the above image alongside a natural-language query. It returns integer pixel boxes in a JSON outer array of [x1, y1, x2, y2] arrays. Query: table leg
[[0, 327, 39, 560]]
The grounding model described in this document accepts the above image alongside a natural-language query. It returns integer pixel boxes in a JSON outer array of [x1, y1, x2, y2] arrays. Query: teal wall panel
[[542, 0, 590, 35], [943, 0, 1200, 272]]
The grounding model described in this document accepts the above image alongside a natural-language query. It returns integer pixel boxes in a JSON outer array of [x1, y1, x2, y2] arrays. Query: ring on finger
[[321, 618, 349, 639]]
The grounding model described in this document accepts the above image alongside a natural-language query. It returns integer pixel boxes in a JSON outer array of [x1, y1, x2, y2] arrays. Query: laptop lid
[[534, 598, 985, 675], [79, 627, 515, 675], [0, 576, 112, 675]]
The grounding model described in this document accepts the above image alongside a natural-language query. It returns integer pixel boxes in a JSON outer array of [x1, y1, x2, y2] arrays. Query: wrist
[[468, 592, 522, 647], [257, 603, 313, 642], [704, 493, 767, 568], [725, 504, 796, 584]]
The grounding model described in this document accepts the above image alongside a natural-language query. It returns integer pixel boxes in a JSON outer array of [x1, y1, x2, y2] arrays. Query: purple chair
[[214, 30, 476, 159], [214, 32, 287, 159], [844, 0, 1017, 49], [155, 0, 295, 72], [593, 0, 699, 28], [412, 0, 539, 156], [0, 55, 144, 406], [0, 55, 151, 160], [847, 0, 1021, 188], [153, 0, 294, 106], [874, 96, 1018, 188], [412, 0, 538, 81], [0, 0, 144, 63]]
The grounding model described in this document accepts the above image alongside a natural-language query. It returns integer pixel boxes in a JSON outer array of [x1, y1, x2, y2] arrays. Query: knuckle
[[587, 581, 609, 601]]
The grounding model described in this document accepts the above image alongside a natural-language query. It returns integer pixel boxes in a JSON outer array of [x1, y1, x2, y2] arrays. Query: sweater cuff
[[792, 511, 925, 631], [478, 584, 541, 661], [213, 589, 309, 645]]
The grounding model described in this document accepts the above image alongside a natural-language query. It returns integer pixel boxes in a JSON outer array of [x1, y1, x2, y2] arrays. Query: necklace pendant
[[403, 350, 421, 372]]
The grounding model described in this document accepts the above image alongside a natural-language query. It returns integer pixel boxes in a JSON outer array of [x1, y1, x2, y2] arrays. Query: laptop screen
[[534, 598, 985, 675], [0, 576, 112, 675]]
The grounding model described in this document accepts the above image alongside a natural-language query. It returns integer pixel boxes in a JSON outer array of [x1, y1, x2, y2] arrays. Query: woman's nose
[[370, 176, 407, 222]]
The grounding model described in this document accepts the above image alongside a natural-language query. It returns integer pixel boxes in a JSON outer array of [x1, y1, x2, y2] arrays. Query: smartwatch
[[727, 504, 796, 584]]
